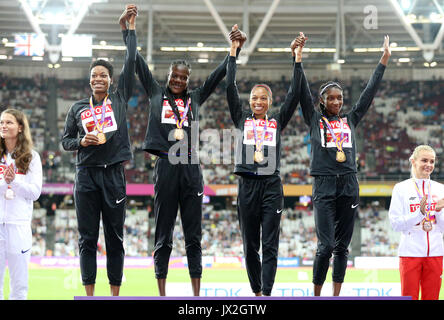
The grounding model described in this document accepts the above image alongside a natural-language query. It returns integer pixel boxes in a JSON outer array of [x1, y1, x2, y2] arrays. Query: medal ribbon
[[2, 153, 15, 171], [2, 153, 15, 189], [89, 95, 108, 133], [321, 116, 347, 152], [173, 98, 190, 129], [413, 179, 432, 221], [251, 114, 268, 152]]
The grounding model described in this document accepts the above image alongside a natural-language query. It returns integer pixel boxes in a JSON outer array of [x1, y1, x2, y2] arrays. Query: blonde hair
[[0, 108, 34, 174], [409, 144, 436, 178]]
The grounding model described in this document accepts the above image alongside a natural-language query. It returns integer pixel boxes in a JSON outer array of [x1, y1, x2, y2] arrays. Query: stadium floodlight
[[429, 12, 443, 23], [258, 47, 336, 53], [37, 11, 72, 25], [400, 0, 411, 11], [160, 46, 229, 52], [353, 46, 420, 52]]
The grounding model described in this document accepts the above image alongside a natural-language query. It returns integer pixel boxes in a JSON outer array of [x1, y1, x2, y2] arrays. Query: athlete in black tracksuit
[[121, 23, 245, 295], [61, 28, 136, 293], [226, 40, 303, 296], [298, 35, 390, 296]]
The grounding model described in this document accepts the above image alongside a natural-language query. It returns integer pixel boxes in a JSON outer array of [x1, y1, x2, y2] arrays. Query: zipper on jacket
[[423, 181, 430, 257], [426, 231, 430, 257]]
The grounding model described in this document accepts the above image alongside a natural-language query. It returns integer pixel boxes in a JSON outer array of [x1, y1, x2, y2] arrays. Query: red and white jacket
[[389, 178, 444, 257], [0, 150, 42, 225]]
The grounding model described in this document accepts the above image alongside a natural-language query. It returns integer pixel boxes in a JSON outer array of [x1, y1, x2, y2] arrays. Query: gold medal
[[97, 132, 106, 144], [254, 150, 264, 163], [174, 128, 185, 140], [422, 220, 433, 232], [336, 150, 346, 163]]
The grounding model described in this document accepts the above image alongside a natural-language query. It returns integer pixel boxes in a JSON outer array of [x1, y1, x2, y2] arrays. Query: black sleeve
[[278, 62, 303, 131], [117, 29, 137, 103], [349, 63, 386, 126], [122, 30, 158, 99], [197, 48, 241, 106], [299, 63, 316, 126], [226, 55, 243, 127], [61, 106, 82, 151]]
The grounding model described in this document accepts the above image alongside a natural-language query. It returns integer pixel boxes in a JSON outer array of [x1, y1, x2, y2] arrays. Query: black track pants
[[237, 175, 283, 296], [312, 173, 359, 285], [153, 157, 204, 279], [74, 163, 126, 286]]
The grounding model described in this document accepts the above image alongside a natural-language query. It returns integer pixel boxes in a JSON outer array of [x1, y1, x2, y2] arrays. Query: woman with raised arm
[[226, 26, 303, 296], [61, 5, 137, 296], [295, 34, 391, 296], [120, 6, 247, 296]]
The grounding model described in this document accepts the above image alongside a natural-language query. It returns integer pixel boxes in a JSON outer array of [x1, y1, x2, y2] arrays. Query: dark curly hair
[[169, 59, 192, 74], [90, 59, 114, 79]]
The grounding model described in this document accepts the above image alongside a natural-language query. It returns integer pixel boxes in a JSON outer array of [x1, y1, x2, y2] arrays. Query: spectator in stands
[[0, 108, 42, 300], [226, 28, 303, 296], [296, 33, 391, 296], [61, 6, 137, 296], [120, 6, 246, 296], [389, 145, 444, 300]]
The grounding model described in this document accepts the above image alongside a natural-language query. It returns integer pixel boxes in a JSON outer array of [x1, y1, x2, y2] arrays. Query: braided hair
[[318, 81, 342, 147], [169, 59, 192, 76], [167, 59, 191, 97]]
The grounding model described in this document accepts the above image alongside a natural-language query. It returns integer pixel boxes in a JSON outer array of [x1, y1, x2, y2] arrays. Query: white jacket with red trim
[[389, 177, 444, 257], [0, 150, 42, 225]]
